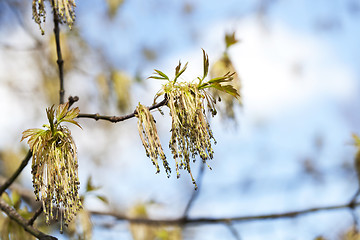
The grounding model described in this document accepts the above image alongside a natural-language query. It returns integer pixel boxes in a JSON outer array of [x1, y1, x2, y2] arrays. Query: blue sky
[[2, 0, 360, 239]]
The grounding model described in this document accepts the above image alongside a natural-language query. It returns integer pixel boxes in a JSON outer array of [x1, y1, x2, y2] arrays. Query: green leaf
[[12, 191, 21, 210], [46, 105, 55, 131], [210, 83, 240, 99], [95, 195, 109, 204], [21, 128, 42, 142], [86, 176, 101, 192], [63, 119, 82, 129], [149, 69, 169, 81], [207, 72, 235, 84], [202, 49, 209, 80], [174, 62, 188, 83], [225, 32, 239, 49], [56, 102, 69, 122], [1, 192, 12, 205]]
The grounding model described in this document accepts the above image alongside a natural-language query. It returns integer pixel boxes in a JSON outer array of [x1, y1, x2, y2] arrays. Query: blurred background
[[1, 0, 360, 239]]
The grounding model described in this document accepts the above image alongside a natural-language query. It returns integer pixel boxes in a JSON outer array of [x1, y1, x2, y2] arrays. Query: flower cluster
[[32, 0, 76, 35], [21, 102, 82, 232], [135, 103, 170, 176], [145, 50, 240, 188], [165, 82, 215, 188]]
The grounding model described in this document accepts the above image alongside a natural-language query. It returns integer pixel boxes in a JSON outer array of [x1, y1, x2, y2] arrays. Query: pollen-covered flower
[[165, 82, 215, 189], [149, 50, 240, 188], [135, 103, 170, 177], [21, 102, 82, 232], [32, 0, 76, 35]]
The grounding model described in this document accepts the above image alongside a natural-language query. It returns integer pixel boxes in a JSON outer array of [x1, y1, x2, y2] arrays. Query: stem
[[0, 150, 32, 195], [77, 97, 168, 123], [0, 199, 57, 239], [90, 201, 360, 225], [53, 9, 65, 104]]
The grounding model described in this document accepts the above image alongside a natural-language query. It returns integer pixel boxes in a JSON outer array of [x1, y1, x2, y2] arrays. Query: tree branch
[[52, 9, 65, 104], [183, 162, 205, 217], [0, 199, 57, 240], [0, 150, 32, 195], [28, 206, 43, 226], [77, 97, 168, 123], [90, 201, 360, 225]]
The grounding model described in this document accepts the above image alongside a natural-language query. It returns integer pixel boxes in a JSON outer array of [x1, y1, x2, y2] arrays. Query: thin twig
[[225, 222, 241, 240], [68, 96, 79, 107], [77, 97, 168, 123], [0, 150, 32, 195], [28, 206, 44, 226], [0, 199, 57, 240], [90, 201, 360, 225], [52, 9, 65, 104], [183, 162, 205, 217]]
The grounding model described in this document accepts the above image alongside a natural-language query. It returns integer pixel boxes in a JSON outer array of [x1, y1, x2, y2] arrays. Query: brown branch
[[28, 206, 43, 226], [77, 97, 168, 123], [183, 162, 205, 217], [0, 150, 32, 195], [0, 199, 57, 240], [52, 8, 65, 104], [225, 222, 241, 240], [90, 201, 360, 226]]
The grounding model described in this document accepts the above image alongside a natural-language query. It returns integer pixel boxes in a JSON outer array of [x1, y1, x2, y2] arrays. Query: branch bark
[[0, 199, 57, 240], [0, 150, 32, 195], [77, 97, 168, 123], [90, 201, 360, 225], [52, 9, 65, 104]]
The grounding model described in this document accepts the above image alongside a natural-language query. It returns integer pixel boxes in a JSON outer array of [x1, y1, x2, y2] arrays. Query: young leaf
[[225, 32, 239, 49], [174, 62, 188, 83], [56, 102, 70, 122], [86, 176, 101, 192], [202, 49, 209, 80], [95, 195, 109, 204], [148, 69, 169, 81]]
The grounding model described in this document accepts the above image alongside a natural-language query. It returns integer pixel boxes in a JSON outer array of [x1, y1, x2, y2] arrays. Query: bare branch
[[52, 8, 65, 104], [225, 222, 241, 240], [0, 150, 32, 195], [90, 201, 360, 225], [0, 199, 57, 240], [28, 206, 43, 226], [77, 97, 168, 123], [183, 162, 205, 217]]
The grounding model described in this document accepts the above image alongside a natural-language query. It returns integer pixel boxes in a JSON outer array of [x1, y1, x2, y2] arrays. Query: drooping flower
[[135, 103, 170, 177], [32, 0, 76, 35], [21, 102, 82, 232], [149, 50, 239, 188], [165, 82, 216, 189]]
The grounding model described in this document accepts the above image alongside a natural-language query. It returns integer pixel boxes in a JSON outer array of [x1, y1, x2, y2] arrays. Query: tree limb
[[77, 97, 168, 123], [52, 8, 65, 104], [28, 206, 43, 226], [90, 201, 360, 225], [0, 150, 32, 195], [0, 199, 57, 240], [183, 162, 205, 217]]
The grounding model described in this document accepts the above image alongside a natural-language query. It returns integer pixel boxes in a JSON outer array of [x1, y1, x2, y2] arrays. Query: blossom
[[21, 102, 82, 232], [135, 103, 170, 176], [32, 0, 76, 35]]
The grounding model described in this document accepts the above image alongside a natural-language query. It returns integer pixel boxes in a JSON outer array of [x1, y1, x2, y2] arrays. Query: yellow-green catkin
[[135, 103, 171, 176], [21, 103, 82, 230]]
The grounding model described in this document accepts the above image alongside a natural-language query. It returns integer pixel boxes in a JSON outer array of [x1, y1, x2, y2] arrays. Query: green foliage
[[21, 102, 82, 232], [210, 32, 242, 120]]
